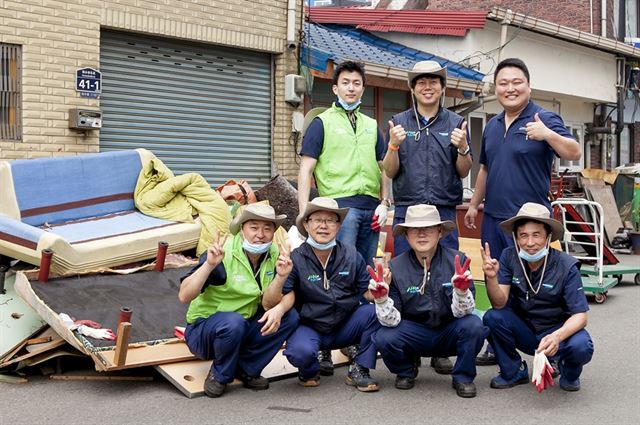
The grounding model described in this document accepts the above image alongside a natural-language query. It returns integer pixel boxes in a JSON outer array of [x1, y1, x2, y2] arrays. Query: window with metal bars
[[1, 43, 21, 141]]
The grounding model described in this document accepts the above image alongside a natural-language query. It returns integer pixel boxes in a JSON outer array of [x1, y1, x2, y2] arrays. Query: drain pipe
[[497, 10, 514, 63], [601, 0, 606, 37], [287, 0, 297, 50]]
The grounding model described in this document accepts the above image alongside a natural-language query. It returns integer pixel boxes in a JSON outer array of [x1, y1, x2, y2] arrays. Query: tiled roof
[[308, 7, 487, 36], [301, 23, 485, 82]]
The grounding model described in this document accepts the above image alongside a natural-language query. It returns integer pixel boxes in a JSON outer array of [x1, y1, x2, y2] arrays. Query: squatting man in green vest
[[178, 204, 299, 398]]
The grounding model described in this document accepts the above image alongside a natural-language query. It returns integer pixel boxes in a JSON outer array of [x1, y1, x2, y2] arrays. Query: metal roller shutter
[[99, 30, 273, 187]]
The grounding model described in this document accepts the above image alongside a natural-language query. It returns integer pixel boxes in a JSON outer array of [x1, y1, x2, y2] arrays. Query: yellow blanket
[[134, 158, 232, 255]]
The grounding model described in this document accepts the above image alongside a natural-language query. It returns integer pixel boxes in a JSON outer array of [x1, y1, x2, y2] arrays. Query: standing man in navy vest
[[382, 60, 472, 375]]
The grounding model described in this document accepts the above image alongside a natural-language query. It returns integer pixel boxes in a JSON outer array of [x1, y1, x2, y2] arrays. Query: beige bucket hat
[[407, 60, 447, 88], [393, 204, 456, 237], [302, 107, 327, 137], [229, 203, 286, 235], [499, 202, 564, 242], [296, 197, 349, 238]]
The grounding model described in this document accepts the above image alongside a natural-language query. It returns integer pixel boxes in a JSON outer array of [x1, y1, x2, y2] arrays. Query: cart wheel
[[594, 292, 607, 304], [635, 273, 640, 286]]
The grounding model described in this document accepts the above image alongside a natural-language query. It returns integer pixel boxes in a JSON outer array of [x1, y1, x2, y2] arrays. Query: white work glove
[[78, 325, 116, 341], [368, 278, 389, 304], [371, 203, 388, 232], [532, 351, 555, 393]]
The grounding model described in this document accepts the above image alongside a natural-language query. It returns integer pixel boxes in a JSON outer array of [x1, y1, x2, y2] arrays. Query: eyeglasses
[[307, 217, 339, 227]]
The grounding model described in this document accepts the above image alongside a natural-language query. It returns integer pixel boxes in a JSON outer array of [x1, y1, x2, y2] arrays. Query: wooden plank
[[584, 186, 623, 244], [156, 349, 349, 398], [0, 338, 65, 368], [26, 336, 52, 346], [0, 373, 28, 384], [458, 237, 484, 281], [114, 322, 132, 366], [50, 374, 153, 382], [98, 340, 195, 371]]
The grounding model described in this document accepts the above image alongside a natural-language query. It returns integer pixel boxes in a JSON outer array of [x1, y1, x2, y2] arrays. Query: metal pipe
[[287, 0, 297, 50], [118, 307, 133, 326], [601, 0, 606, 37], [38, 249, 53, 283], [497, 11, 512, 64], [590, 0, 594, 34], [0, 264, 8, 295], [155, 241, 169, 272]]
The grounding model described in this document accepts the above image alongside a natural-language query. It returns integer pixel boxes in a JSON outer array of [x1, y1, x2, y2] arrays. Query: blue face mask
[[337, 96, 361, 111], [306, 236, 336, 251], [242, 240, 272, 255], [518, 247, 548, 263]]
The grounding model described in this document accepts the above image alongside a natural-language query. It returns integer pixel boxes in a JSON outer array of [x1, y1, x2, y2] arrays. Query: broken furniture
[[0, 149, 201, 275]]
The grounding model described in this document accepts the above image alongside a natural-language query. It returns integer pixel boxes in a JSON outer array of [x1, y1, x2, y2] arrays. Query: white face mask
[[337, 96, 361, 111], [242, 240, 272, 255]]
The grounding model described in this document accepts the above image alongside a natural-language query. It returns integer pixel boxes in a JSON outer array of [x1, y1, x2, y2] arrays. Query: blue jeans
[[374, 315, 486, 383], [337, 207, 379, 267], [483, 308, 594, 381], [284, 304, 380, 378], [184, 309, 299, 383], [393, 205, 459, 257]]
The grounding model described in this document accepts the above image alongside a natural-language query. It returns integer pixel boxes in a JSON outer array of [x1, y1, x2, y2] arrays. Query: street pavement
[[2, 264, 639, 425]]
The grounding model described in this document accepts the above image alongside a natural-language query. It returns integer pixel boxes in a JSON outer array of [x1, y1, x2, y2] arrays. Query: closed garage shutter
[[99, 30, 273, 187]]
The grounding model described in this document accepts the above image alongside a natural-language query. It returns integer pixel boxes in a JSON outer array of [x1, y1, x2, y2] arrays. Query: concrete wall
[[0, 0, 302, 179]]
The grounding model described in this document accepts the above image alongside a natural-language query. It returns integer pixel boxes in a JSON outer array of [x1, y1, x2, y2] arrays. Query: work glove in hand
[[532, 351, 555, 393], [370, 204, 388, 232], [367, 262, 388, 303], [452, 255, 472, 293]]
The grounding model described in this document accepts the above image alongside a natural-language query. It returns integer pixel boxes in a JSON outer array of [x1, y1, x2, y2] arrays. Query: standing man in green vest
[[298, 60, 390, 271], [179, 204, 299, 398]]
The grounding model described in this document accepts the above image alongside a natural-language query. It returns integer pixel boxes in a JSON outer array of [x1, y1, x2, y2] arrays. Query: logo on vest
[[233, 274, 248, 282], [406, 131, 418, 139], [438, 132, 449, 137], [338, 271, 349, 276], [334, 128, 347, 135], [512, 277, 520, 284], [266, 271, 274, 276], [542, 283, 553, 289], [307, 274, 322, 283], [406, 286, 421, 295]]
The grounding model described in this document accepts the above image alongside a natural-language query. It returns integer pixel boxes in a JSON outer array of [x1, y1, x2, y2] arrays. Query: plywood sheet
[[0, 273, 47, 360], [0, 327, 66, 368], [584, 186, 623, 244], [458, 237, 484, 280], [156, 349, 349, 398]]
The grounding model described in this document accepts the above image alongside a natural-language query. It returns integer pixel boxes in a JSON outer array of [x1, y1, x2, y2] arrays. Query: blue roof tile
[[302, 23, 484, 82]]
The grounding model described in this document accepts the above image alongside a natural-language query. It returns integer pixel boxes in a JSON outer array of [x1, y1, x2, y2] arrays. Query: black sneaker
[[476, 350, 498, 366], [345, 363, 379, 392], [340, 345, 360, 363], [204, 370, 226, 398], [490, 361, 529, 389], [236, 370, 269, 390], [318, 349, 334, 376], [452, 381, 477, 398], [395, 375, 415, 390], [430, 357, 453, 374]]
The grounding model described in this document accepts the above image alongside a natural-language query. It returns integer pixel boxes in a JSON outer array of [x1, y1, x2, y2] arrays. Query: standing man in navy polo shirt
[[481, 203, 593, 392], [464, 57, 580, 260], [383, 60, 472, 256]]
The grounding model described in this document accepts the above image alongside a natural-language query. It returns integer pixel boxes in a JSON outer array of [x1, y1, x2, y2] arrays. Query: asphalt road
[[2, 271, 639, 425]]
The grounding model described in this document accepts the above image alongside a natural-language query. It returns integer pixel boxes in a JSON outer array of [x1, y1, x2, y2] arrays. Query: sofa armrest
[[0, 215, 46, 250]]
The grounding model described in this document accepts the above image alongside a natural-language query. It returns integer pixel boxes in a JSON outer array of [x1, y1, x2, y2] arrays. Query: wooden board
[[156, 349, 349, 398], [584, 186, 624, 244], [458, 237, 484, 280], [97, 341, 195, 371], [0, 273, 47, 360], [0, 327, 66, 368]]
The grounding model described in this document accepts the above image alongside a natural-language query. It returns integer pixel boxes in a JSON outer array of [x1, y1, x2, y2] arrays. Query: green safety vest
[[186, 233, 279, 323], [314, 104, 381, 199]]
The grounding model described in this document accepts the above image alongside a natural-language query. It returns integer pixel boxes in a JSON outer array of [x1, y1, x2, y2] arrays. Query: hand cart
[[551, 198, 624, 304]]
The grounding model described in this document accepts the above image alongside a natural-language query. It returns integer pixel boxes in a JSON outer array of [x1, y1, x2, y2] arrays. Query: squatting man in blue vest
[[382, 59, 473, 376], [371, 204, 486, 398], [179, 204, 299, 398], [263, 197, 381, 392], [481, 202, 594, 392]]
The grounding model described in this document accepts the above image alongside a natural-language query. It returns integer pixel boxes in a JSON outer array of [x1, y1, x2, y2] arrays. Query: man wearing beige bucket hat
[[263, 197, 381, 392], [371, 204, 486, 398], [382, 60, 472, 254], [481, 202, 593, 392], [178, 204, 299, 398]]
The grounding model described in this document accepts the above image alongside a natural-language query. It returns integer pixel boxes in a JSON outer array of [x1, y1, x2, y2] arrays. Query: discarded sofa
[[0, 149, 202, 275]]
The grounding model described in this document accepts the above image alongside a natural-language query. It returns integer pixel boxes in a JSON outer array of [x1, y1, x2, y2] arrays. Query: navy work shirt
[[301, 105, 386, 210], [498, 247, 588, 334], [480, 101, 574, 219], [389, 245, 474, 329], [283, 240, 370, 334]]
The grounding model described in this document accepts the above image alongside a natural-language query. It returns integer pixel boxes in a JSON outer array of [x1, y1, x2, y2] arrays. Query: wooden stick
[[50, 374, 152, 382], [113, 322, 132, 367], [26, 336, 53, 346]]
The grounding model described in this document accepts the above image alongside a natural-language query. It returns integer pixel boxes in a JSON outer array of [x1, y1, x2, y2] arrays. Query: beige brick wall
[[0, 0, 302, 176]]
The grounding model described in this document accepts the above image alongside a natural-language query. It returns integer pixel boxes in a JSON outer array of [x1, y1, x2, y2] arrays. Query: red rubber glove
[[367, 263, 388, 301], [370, 214, 381, 232], [452, 255, 472, 292]]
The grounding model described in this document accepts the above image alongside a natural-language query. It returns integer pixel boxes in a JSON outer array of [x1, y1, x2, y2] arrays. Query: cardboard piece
[[156, 349, 349, 398], [583, 185, 624, 244]]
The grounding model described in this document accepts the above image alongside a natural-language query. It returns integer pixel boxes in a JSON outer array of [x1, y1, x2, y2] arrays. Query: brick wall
[[0, 0, 302, 169], [427, 0, 613, 36]]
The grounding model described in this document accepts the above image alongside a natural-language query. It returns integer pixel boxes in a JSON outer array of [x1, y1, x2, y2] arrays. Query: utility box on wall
[[69, 109, 102, 130], [284, 74, 305, 106]]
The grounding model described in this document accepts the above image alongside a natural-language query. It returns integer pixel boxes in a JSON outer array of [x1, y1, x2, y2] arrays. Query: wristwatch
[[457, 145, 471, 156]]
